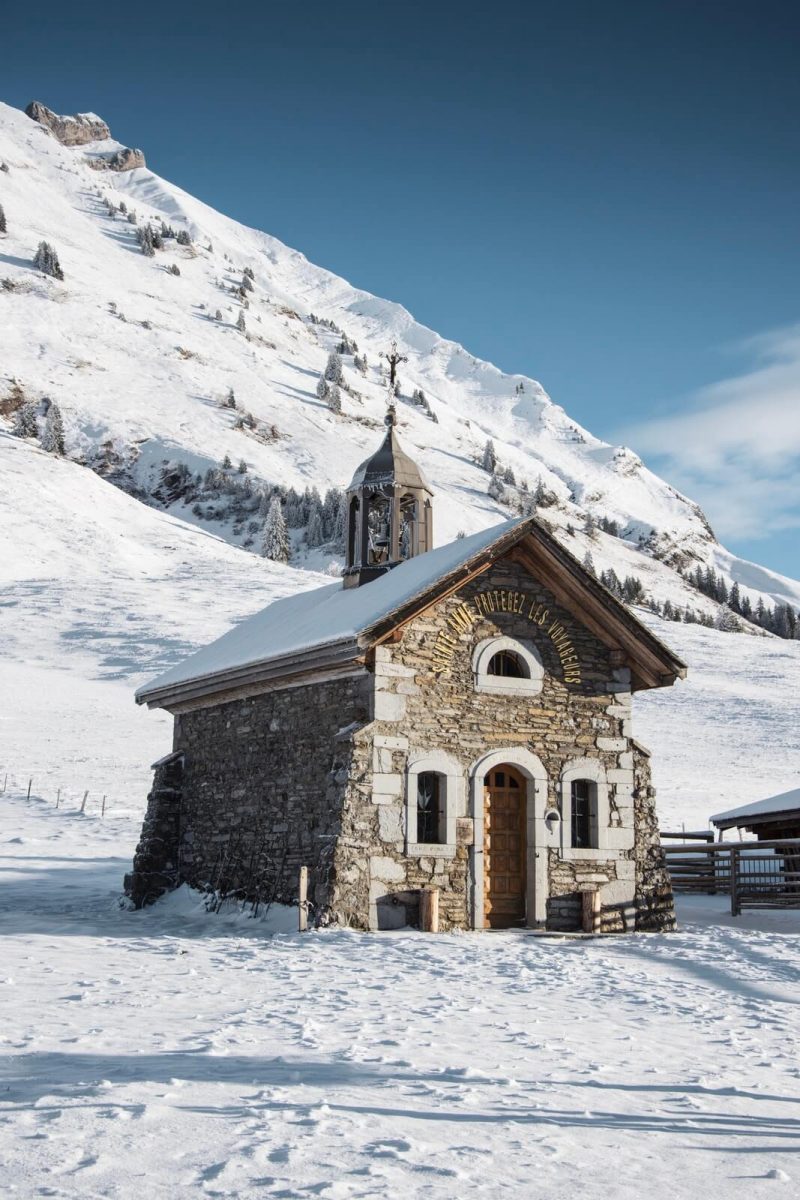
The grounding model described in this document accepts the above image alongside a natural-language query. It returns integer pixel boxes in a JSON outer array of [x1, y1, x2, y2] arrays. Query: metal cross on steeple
[[381, 340, 408, 389]]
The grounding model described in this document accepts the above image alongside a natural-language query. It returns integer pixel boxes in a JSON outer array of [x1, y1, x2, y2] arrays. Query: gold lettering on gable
[[429, 589, 583, 686]]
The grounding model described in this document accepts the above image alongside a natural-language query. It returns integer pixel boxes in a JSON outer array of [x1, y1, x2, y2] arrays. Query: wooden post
[[298, 865, 308, 932], [101, 795, 106, 818], [730, 848, 740, 917], [27, 779, 32, 800], [420, 887, 440, 933], [80, 790, 88, 813], [582, 888, 601, 934]]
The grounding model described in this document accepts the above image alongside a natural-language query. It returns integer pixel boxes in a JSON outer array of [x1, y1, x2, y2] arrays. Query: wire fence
[[0, 768, 142, 819]]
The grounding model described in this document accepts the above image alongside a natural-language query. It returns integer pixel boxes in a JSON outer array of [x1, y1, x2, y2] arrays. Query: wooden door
[[484, 766, 526, 928]]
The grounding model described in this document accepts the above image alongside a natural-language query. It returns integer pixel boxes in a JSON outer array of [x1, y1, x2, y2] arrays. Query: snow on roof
[[136, 519, 523, 701], [711, 788, 800, 826]]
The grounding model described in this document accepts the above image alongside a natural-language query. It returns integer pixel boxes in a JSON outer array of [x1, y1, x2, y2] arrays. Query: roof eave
[[712, 807, 800, 830], [136, 636, 364, 711]]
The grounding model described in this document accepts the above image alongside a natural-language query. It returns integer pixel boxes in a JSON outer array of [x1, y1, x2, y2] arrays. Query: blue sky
[[4, 1, 799, 576]]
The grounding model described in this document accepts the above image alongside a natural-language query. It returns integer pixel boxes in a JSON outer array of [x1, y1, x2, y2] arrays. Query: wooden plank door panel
[[484, 767, 526, 928]]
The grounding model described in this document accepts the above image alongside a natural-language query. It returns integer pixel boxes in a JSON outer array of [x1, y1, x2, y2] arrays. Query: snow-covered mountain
[[1, 99, 797, 618], [0, 98, 798, 829]]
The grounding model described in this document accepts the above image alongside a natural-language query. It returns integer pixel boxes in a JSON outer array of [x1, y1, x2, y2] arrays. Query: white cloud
[[621, 323, 800, 541]]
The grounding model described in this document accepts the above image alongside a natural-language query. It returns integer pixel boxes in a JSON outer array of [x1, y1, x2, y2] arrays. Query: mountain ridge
[[1, 98, 798, 630]]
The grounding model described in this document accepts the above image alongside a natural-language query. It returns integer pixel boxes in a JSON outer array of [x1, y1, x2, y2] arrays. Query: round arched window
[[472, 636, 544, 695], [487, 650, 527, 679]]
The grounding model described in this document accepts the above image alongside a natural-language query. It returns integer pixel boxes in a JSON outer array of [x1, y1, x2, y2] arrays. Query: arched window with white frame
[[472, 636, 544, 696]]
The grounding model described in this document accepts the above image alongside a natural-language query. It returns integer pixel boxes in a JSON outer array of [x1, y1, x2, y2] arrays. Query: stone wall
[[333, 556, 676, 932], [128, 674, 371, 918], [631, 742, 677, 931], [125, 752, 184, 907], [127, 552, 677, 934]]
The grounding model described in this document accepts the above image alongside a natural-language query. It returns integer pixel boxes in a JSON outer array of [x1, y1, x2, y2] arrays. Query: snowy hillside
[[0, 98, 798, 835], [1, 98, 798, 625]]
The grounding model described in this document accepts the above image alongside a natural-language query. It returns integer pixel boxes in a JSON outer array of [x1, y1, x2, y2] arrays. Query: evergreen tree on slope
[[33, 241, 64, 280], [40, 402, 65, 455], [13, 400, 39, 438], [262, 497, 290, 563]]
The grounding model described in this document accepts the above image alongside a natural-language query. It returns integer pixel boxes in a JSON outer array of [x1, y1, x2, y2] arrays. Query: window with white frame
[[405, 751, 463, 854], [570, 778, 597, 848], [416, 772, 445, 845], [559, 759, 610, 856], [472, 636, 544, 695]]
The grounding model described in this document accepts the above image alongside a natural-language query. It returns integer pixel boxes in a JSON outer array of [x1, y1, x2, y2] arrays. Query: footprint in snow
[[366, 1139, 412, 1157]]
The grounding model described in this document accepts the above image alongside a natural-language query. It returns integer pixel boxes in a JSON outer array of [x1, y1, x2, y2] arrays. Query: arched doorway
[[483, 765, 527, 928]]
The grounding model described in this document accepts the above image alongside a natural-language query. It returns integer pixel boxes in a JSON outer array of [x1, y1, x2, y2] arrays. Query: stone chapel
[[127, 408, 685, 933]]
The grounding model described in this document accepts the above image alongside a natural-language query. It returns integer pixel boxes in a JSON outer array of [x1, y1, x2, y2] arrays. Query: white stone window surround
[[472, 636, 545, 696], [469, 747, 554, 929], [558, 757, 626, 859], [405, 748, 464, 858]]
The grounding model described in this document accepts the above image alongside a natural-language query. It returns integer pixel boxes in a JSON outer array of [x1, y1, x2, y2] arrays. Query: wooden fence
[[662, 839, 800, 915]]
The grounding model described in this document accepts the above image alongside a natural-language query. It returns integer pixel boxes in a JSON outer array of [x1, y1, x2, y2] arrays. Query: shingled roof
[[136, 516, 686, 710]]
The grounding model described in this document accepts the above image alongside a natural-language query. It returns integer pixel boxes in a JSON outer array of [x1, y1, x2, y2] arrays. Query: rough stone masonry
[[127, 554, 675, 934]]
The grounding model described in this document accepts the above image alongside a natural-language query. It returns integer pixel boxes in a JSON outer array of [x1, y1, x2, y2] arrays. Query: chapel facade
[[127, 409, 685, 933]]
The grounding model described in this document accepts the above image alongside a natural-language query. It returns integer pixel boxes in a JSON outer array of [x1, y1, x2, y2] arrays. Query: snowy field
[[1, 789, 798, 1199], [2, 97, 800, 1198]]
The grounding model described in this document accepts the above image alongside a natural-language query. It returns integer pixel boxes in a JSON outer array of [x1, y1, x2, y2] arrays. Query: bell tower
[[343, 405, 433, 588]]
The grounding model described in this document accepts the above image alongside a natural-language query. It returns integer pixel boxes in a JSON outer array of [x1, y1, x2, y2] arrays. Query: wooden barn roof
[[136, 516, 686, 711]]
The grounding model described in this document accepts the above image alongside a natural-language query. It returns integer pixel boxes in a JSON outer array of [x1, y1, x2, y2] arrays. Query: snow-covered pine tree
[[503, 465, 516, 486], [482, 439, 497, 473], [215, 309, 223, 321], [169, 263, 181, 276], [236, 310, 247, 334], [222, 454, 232, 469], [328, 383, 342, 413], [324, 351, 343, 383], [241, 273, 254, 292], [137, 225, 155, 257], [488, 472, 506, 501], [0, 203, 6, 234], [223, 387, 236, 409], [582, 550, 595, 575], [316, 375, 330, 402], [262, 497, 290, 563], [40, 401, 65, 455], [13, 399, 39, 438], [243, 266, 255, 280], [33, 241, 64, 280], [176, 229, 192, 246], [333, 492, 347, 548], [306, 507, 324, 547], [714, 605, 740, 632]]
